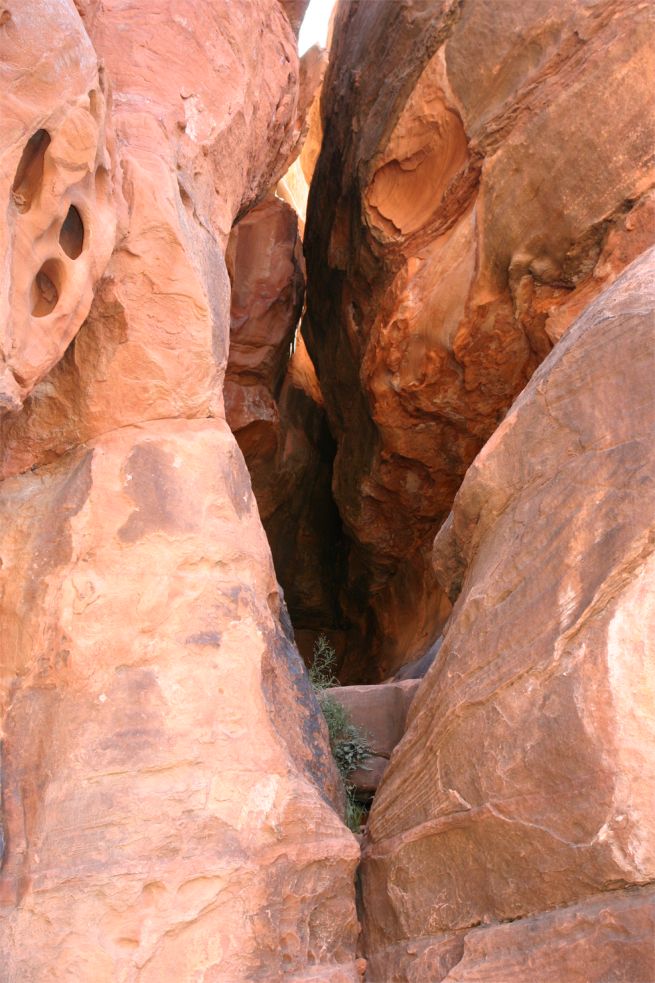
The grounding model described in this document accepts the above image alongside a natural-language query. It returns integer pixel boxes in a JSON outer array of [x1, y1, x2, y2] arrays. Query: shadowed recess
[[11, 129, 50, 213], [31, 259, 62, 317], [59, 205, 85, 259]]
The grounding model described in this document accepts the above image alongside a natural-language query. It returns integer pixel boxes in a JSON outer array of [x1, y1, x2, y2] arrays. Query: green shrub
[[309, 634, 371, 832], [308, 633, 339, 692], [344, 784, 366, 832]]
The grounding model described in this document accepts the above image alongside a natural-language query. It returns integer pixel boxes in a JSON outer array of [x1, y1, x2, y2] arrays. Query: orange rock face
[[225, 194, 346, 636], [0, 0, 305, 477], [366, 886, 655, 982], [304, 0, 655, 678], [0, 1, 359, 979], [0, 421, 358, 980], [360, 250, 655, 980], [2, 0, 654, 977], [225, 194, 305, 434]]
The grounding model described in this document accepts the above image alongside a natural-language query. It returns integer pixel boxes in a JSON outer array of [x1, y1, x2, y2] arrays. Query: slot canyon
[[0, 0, 654, 980]]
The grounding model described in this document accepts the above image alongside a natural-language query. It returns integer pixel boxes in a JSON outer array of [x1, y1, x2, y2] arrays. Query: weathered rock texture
[[0, 0, 307, 477], [0, 0, 115, 414], [0, 1, 359, 980], [0, 421, 358, 981], [329, 680, 419, 793], [225, 195, 346, 637], [360, 249, 655, 980], [278, 44, 328, 229], [304, 0, 655, 679], [225, 193, 305, 430]]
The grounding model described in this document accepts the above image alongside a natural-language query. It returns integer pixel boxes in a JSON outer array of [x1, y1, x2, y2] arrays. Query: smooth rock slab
[[361, 249, 655, 976], [329, 681, 419, 759]]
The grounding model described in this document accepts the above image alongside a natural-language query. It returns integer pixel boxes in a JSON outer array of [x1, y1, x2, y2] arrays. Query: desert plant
[[309, 634, 371, 832], [344, 784, 367, 832], [308, 633, 339, 692]]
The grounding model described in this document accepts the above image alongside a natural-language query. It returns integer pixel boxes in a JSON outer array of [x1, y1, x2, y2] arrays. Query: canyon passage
[[0, 1, 654, 981]]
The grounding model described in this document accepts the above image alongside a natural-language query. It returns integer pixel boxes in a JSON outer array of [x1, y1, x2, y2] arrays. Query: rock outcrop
[[0, 2, 359, 980], [225, 193, 305, 443], [329, 680, 419, 794], [360, 249, 655, 980], [2, 0, 654, 979], [304, 0, 655, 679], [225, 194, 346, 639], [0, 0, 115, 414]]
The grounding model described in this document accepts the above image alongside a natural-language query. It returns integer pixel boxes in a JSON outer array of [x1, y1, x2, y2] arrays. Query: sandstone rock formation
[[279, 0, 310, 37], [0, 1, 359, 979], [0, 421, 358, 981], [225, 193, 305, 436], [225, 194, 346, 640], [1, 0, 308, 477], [0, 0, 115, 414], [278, 44, 328, 229], [329, 680, 419, 795], [2, 0, 654, 979], [360, 249, 655, 980], [304, 0, 655, 679]]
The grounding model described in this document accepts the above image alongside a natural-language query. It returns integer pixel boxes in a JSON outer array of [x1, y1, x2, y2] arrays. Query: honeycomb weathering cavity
[[11, 129, 50, 213], [59, 205, 85, 259], [31, 260, 62, 317], [1, 78, 116, 414], [366, 107, 469, 238]]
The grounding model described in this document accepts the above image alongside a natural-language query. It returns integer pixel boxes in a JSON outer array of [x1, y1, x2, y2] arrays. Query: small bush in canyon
[[310, 635, 370, 832]]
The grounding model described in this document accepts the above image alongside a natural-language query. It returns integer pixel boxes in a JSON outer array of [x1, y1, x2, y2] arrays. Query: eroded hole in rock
[[365, 95, 469, 238], [59, 205, 85, 259], [95, 165, 109, 196], [178, 179, 194, 214], [31, 259, 62, 317], [88, 88, 100, 120], [11, 129, 51, 213]]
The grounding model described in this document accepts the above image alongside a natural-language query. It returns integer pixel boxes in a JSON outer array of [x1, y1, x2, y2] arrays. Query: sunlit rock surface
[[360, 249, 655, 981], [0, 1, 115, 414], [0, 2, 359, 980]]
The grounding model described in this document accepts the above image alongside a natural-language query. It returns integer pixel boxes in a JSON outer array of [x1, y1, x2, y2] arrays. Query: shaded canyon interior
[[0, 0, 654, 980]]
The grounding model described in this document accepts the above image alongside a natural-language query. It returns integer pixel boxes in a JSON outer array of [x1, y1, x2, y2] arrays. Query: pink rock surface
[[225, 194, 345, 635], [0, 0, 304, 477], [329, 681, 419, 760], [0, 420, 359, 980], [329, 680, 419, 794], [0, 0, 115, 412], [360, 250, 655, 977], [366, 885, 655, 983], [225, 194, 305, 421], [0, 1, 359, 979], [278, 0, 310, 37]]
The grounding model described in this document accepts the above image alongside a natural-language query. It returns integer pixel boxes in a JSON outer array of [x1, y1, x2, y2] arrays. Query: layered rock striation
[[1, 0, 654, 979], [304, 0, 655, 678], [360, 249, 655, 980]]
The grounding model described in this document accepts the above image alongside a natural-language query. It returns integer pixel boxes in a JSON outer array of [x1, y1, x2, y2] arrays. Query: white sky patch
[[299, 0, 336, 54]]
